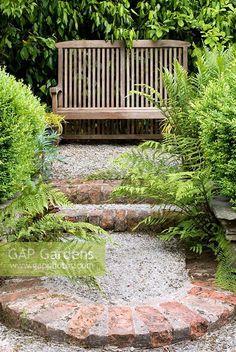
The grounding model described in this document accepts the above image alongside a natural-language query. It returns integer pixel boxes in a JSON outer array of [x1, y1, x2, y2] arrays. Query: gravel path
[[2, 143, 234, 350], [52, 143, 133, 179], [0, 320, 235, 352], [42, 232, 191, 305]]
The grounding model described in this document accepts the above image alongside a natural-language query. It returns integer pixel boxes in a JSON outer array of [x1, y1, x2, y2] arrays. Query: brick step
[[57, 204, 176, 231], [52, 179, 155, 204], [0, 279, 235, 348]]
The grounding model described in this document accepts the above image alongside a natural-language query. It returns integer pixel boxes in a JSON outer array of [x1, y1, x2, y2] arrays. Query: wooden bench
[[50, 40, 190, 140]]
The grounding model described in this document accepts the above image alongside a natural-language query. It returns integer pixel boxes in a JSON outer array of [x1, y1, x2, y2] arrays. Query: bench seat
[[56, 107, 164, 120]]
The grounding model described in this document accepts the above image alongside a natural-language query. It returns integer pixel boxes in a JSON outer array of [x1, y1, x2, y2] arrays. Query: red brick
[[160, 301, 208, 337], [191, 280, 216, 288], [189, 286, 236, 306], [0, 279, 41, 294], [184, 296, 232, 327], [135, 306, 173, 347], [126, 210, 140, 230], [108, 306, 135, 347], [100, 210, 114, 229], [76, 185, 91, 203], [4, 291, 83, 333], [7, 292, 57, 314], [33, 302, 78, 325], [67, 305, 104, 340], [102, 184, 114, 201], [88, 209, 102, 226], [0, 287, 48, 305], [90, 186, 102, 204], [114, 210, 127, 231]]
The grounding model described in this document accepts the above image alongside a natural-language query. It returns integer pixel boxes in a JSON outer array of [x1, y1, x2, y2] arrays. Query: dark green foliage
[[0, 68, 46, 202], [192, 61, 236, 203], [161, 46, 236, 138], [0, 0, 235, 101]]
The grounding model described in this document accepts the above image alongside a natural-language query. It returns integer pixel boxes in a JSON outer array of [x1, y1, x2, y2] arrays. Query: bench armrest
[[50, 86, 62, 112], [50, 86, 62, 95]]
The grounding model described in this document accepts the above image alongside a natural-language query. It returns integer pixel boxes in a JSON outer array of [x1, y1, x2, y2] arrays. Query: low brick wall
[[52, 179, 156, 204], [58, 204, 178, 231], [0, 279, 235, 348]]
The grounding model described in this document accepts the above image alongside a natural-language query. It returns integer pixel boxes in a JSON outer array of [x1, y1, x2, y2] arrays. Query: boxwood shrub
[[193, 60, 236, 203], [0, 68, 46, 202]]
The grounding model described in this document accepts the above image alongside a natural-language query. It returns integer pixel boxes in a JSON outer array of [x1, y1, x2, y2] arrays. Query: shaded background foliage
[[0, 0, 235, 103]]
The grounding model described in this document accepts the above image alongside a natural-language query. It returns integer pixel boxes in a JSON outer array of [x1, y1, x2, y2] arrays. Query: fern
[[111, 46, 236, 291], [0, 179, 107, 243]]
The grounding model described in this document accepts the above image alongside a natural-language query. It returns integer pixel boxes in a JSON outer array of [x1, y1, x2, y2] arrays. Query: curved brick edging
[[58, 204, 178, 231], [0, 279, 235, 348]]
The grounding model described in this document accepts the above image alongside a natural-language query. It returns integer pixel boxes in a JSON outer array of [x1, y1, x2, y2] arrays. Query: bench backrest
[[56, 40, 190, 109]]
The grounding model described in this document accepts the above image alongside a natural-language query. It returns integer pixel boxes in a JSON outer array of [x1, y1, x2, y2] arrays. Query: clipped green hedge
[[193, 60, 236, 202], [0, 68, 46, 201]]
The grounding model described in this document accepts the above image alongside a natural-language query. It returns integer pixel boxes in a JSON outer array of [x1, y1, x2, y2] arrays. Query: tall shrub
[[0, 68, 46, 201], [192, 60, 236, 203]]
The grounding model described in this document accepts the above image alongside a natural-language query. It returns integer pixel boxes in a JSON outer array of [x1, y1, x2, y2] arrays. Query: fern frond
[[0, 179, 107, 246]]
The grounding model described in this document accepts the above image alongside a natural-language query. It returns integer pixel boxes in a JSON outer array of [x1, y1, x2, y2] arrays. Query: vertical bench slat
[[120, 45, 125, 107], [126, 49, 130, 107], [154, 48, 158, 104], [145, 48, 149, 107], [88, 48, 91, 107], [102, 48, 105, 107], [106, 49, 110, 107], [58, 48, 63, 107], [69, 49, 73, 107], [178, 47, 182, 65], [73, 49, 77, 107], [150, 48, 153, 107], [115, 48, 119, 107], [111, 48, 114, 107], [135, 48, 139, 107], [131, 48, 135, 107], [92, 48, 96, 107], [159, 48, 163, 101], [97, 48, 101, 108], [183, 46, 188, 70], [169, 47, 173, 75], [140, 48, 144, 107], [173, 47, 177, 66], [64, 48, 68, 108], [83, 48, 87, 107], [78, 49, 82, 107], [164, 48, 168, 101]]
